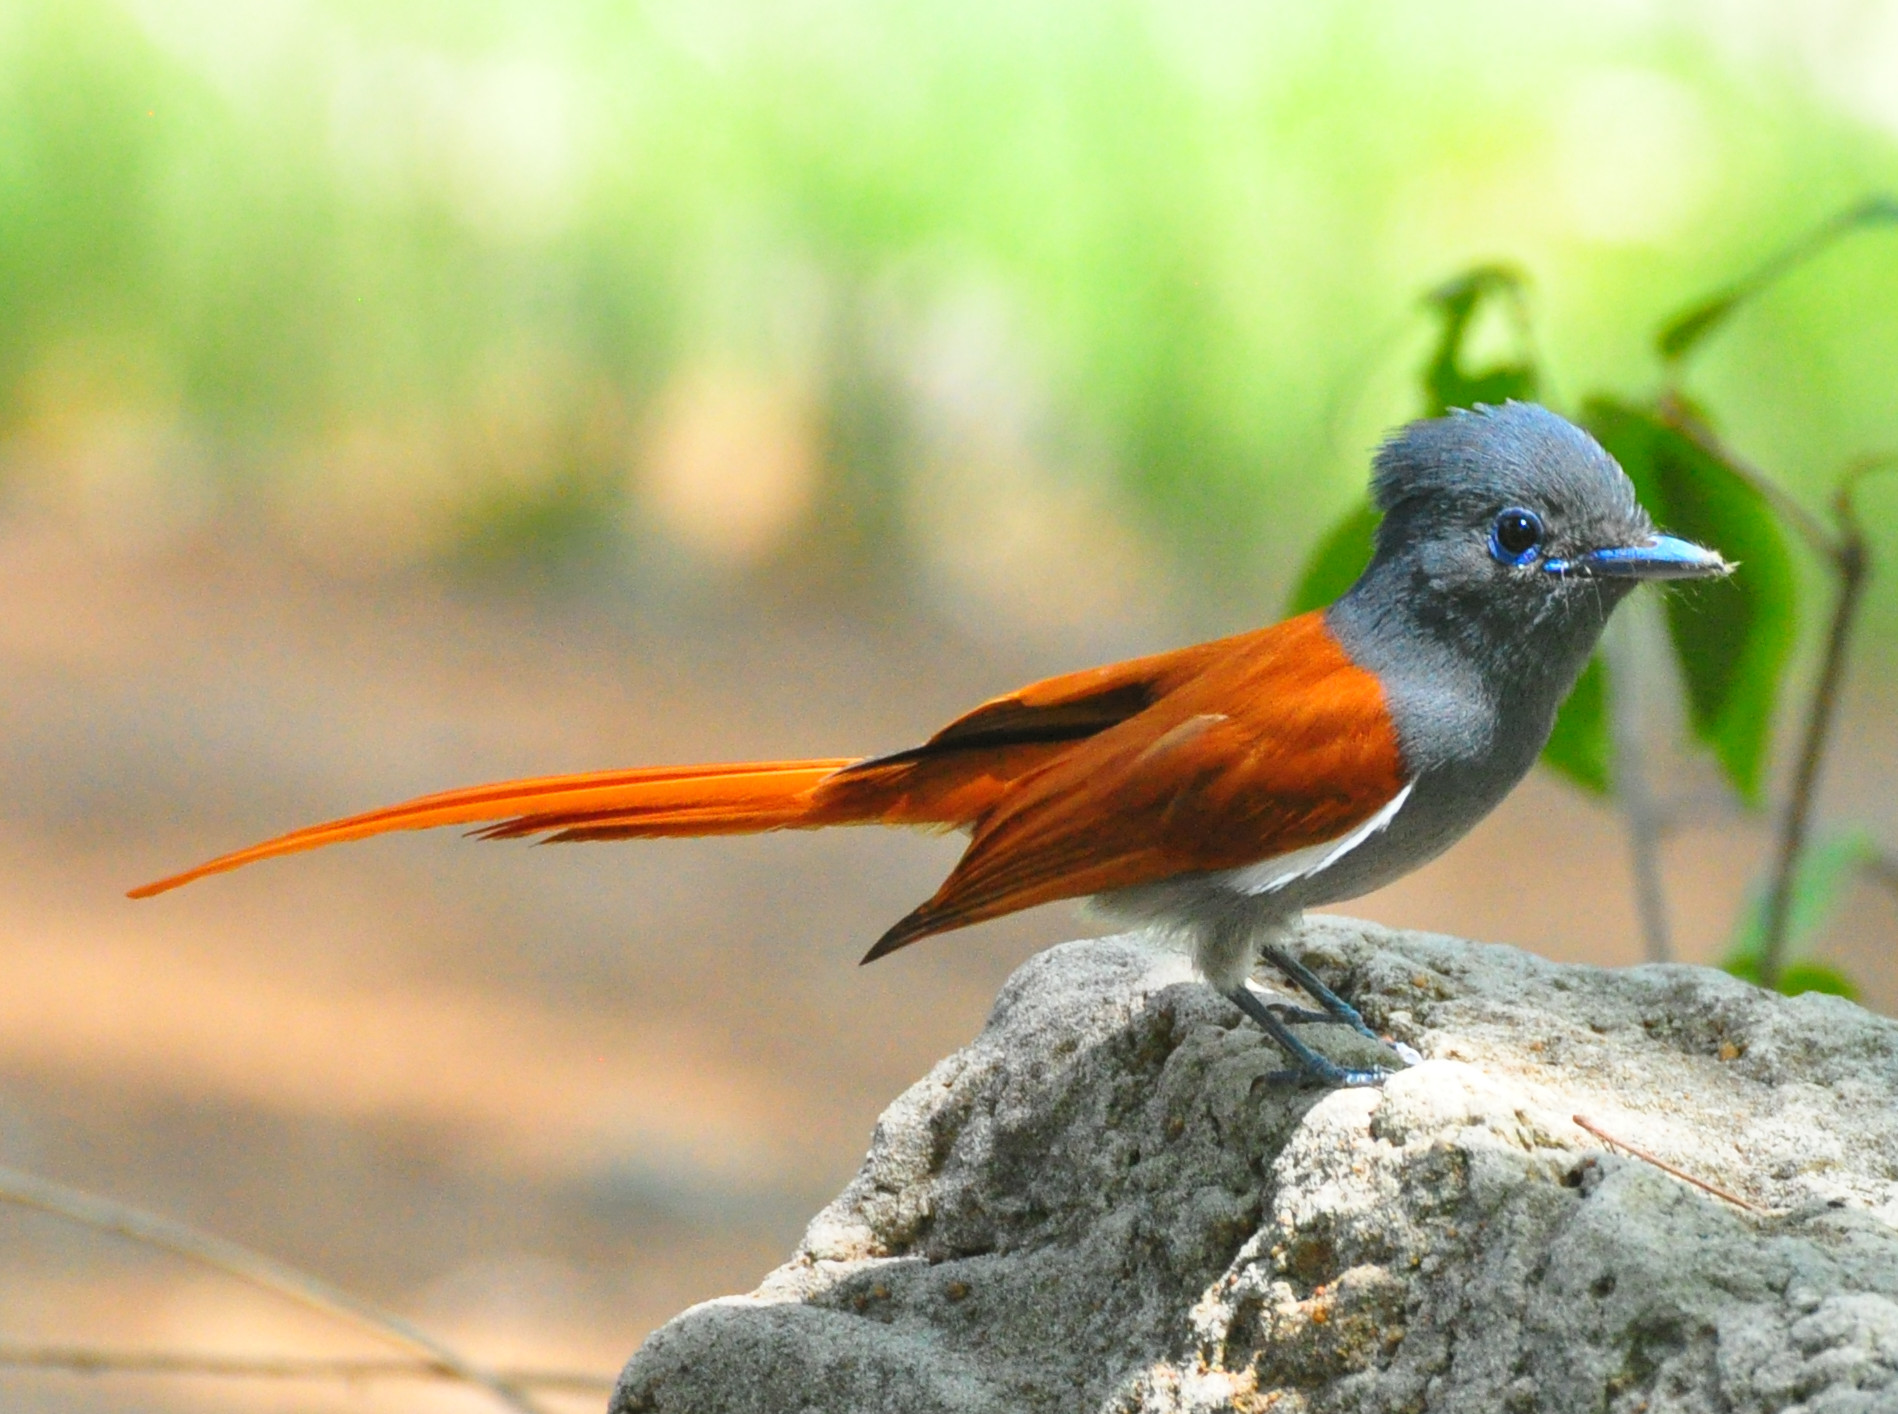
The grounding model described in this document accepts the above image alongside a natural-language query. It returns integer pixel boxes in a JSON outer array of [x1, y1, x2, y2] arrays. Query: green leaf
[[1287, 499, 1378, 615], [1420, 265, 1539, 416], [1658, 198, 1898, 366], [1540, 652, 1611, 794], [1775, 962, 1860, 1000], [1582, 398, 1799, 804], [1723, 828, 1871, 999], [1655, 296, 1745, 367], [1722, 954, 1860, 1001]]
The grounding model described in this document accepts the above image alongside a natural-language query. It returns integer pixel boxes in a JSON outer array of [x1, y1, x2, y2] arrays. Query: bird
[[131, 402, 1730, 1086]]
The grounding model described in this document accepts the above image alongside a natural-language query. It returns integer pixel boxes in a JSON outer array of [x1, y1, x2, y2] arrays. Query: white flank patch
[[1220, 780, 1416, 897]]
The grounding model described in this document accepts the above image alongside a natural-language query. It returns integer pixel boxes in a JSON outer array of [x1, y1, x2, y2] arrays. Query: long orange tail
[[126, 628, 1207, 903], [128, 759, 858, 898]]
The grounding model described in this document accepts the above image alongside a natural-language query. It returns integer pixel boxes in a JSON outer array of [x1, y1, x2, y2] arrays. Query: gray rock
[[612, 917, 1898, 1414]]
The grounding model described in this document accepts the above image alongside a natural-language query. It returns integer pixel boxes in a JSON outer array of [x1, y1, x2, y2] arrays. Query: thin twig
[[0, 1345, 614, 1395], [1572, 1114, 1760, 1213], [1754, 545, 1864, 988], [0, 1164, 545, 1414], [1755, 458, 1897, 989]]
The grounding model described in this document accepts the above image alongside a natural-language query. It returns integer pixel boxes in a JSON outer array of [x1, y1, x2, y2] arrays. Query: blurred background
[[3, 0, 1898, 1407]]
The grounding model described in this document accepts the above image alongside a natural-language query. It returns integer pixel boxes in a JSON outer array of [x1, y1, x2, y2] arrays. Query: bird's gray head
[[1344, 401, 1728, 695]]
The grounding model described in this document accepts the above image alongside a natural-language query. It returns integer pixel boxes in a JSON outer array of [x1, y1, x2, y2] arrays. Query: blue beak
[[1545, 534, 1731, 581]]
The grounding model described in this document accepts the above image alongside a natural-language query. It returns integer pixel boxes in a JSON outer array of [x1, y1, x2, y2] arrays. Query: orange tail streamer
[[128, 759, 858, 899]]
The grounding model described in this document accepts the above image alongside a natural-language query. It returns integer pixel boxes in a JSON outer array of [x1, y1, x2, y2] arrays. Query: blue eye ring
[[1489, 507, 1544, 565]]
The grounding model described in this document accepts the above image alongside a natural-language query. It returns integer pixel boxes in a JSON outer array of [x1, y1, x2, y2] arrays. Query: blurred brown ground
[[0, 507, 1892, 1413]]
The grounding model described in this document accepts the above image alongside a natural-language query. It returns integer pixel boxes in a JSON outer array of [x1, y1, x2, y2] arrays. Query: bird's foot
[[1259, 944, 1382, 1044], [1226, 984, 1408, 1088]]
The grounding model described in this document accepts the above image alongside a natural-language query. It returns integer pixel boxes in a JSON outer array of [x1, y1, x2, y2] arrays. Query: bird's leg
[[1259, 944, 1380, 1043], [1223, 986, 1391, 1088]]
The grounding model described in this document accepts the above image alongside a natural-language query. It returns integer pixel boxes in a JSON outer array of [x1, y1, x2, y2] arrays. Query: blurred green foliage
[[3, 0, 1898, 592]]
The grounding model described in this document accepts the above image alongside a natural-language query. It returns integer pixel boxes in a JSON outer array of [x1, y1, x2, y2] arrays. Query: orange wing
[[863, 612, 1405, 959], [806, 634, 1234, 827]]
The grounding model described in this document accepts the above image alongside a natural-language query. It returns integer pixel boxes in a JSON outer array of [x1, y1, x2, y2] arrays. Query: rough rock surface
[[613, 918, 1898, 1414]]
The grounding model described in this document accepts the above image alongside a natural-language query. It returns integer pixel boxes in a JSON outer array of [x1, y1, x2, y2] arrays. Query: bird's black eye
[[1489, 507, 1544, 565]]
